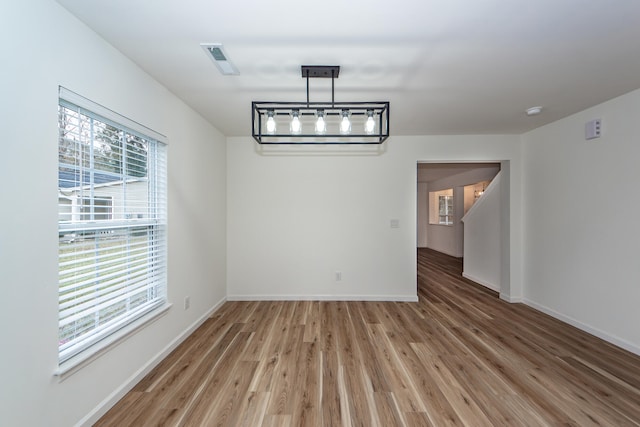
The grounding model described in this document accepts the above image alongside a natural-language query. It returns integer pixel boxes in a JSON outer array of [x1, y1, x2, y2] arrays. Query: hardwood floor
[[95, 248, 640, 426]]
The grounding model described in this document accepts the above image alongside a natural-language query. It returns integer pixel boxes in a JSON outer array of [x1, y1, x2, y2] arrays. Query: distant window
[[438, 195, 454, 225], [79, 196, 113, 221], [57, 88, 167, 365], [429, 189, 454, 225]]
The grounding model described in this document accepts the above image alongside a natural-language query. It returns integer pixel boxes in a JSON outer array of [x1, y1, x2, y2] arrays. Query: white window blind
[[58, 88, 167, 364]]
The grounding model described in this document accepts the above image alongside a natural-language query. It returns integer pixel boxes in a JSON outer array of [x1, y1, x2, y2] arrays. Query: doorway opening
[[417, 162, 503, 293]]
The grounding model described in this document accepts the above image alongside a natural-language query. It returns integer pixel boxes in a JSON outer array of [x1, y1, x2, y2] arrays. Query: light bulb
[[365, 110, 376, 135], [339, 110, 351, 135], [290, 110, 302, 135], [266, 110, 276, 135], [315, 110, 326, 135]]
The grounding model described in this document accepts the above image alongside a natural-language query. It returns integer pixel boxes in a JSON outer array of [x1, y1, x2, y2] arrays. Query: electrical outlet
[[335, 271, 342, 281], [184, 296, 190, 310]]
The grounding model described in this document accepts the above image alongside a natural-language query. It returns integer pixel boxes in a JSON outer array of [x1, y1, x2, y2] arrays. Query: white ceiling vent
[[200, 43, 239, 76]]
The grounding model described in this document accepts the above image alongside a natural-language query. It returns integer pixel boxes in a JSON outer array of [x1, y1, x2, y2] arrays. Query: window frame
[[428, 188, 455, 226], [56, 87, 168, 373], [438, 194, 454, 225]]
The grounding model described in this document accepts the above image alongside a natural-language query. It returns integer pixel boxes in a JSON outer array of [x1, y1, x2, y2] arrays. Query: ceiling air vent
[[200, 43, 239, 76]]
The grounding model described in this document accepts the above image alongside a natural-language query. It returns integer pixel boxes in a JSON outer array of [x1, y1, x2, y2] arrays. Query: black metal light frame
[[252, 66, 390, 145]]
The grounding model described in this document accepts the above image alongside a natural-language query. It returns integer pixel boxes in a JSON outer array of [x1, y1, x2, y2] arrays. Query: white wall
[[417, 182, 429, 247], [0, 1, 227, 426], [227, 136, 522, 302], [522, 88, 640, 355], [427, 222, 459, 257], [462, 173, 502, 292]]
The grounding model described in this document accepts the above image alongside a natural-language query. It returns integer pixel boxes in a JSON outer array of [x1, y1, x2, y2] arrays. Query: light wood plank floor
[[96, 248, 640, 426]]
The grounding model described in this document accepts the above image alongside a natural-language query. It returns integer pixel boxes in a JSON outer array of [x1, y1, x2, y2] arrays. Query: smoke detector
[[200, 43, 239, 76]]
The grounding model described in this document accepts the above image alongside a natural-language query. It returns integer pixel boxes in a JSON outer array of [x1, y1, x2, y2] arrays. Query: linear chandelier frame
[[252, 66, 390, 145]]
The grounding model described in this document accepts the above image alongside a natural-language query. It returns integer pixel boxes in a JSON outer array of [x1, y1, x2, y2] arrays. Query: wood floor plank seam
[[96, 248, 640, 426]]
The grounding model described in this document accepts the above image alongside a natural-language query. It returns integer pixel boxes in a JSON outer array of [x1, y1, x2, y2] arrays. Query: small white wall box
[[585, 119, 602, 140]]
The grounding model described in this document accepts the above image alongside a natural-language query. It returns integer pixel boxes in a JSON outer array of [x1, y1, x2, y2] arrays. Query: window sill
[[54, 303, 172, 381]]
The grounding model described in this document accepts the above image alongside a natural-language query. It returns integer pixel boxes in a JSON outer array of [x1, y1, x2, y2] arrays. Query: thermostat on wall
[[585, 118, 602, 140]]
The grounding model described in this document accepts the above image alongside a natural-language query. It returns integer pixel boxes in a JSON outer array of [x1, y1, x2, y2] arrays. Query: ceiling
[[417, 163, 499, 183], [56, 0, 640, 137]]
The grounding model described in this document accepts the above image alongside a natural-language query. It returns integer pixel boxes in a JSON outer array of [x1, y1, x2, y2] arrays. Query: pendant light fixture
[[265, 110, 276, 135], [290, 109, 302, 134], [474, 183, 486, 200], [365, 109, 376, 135], [339, 109, 352, 135], [252, 65, 390, 144], [315, 110, 327, 135]]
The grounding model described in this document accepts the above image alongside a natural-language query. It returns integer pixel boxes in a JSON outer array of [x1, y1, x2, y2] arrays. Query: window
[[57, 88, 167, 364], [429, 188, 454, 225], [438, 195, 454, 225], [79, 196, 113, 221]]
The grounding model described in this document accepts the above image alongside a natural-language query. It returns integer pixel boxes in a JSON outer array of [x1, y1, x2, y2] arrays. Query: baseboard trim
[[523, 298, 640, 357], [500, 293, 523, 303], [227, 294, 419, 302], [462, 272, 500, 293], [77, 296, 228, 427]]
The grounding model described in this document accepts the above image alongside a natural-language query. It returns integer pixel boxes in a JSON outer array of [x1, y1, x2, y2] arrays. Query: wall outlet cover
[[585, 119, 602, 140]]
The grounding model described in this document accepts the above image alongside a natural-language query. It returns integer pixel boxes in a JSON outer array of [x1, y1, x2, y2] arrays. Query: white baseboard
[[499, 293, 523, 303], [462, 272, 500, 292], [226, 294, 419, 302], [523, 298, 640, 357], [77, 296, 227, 427]]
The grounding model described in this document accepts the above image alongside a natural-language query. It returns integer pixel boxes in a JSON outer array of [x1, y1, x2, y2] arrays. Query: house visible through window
[[429, 188, 454, 225], [57, 88, 167, 365], [80, 196, 113, 221]]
